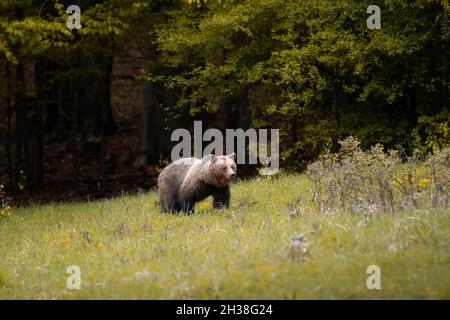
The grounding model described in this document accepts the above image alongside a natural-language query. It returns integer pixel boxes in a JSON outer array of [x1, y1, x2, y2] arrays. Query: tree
[[149, 0, 450, 167], [0, 0, 147, 194]]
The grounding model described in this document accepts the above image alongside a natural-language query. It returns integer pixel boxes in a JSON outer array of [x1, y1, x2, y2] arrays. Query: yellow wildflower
[[417, 179, 431, 187], [258, 264, 277, 273]]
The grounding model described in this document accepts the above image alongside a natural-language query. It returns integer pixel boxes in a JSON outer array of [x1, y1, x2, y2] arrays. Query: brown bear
[[157, 153, 237, 214]]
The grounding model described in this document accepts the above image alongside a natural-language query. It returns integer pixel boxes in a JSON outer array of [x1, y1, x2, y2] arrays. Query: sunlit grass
[[0, 174, 449, 299]]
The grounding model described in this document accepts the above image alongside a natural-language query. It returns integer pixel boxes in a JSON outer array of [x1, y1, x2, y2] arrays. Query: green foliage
[[149, 0, 450, 164], [0, 0, 161, 65], [0, 1, 70, 64], [412, 111, 450, 153], [0, 0, 448, 192]]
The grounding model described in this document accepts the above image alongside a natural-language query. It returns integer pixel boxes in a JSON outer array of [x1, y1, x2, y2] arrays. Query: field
[[0, 174, 449, 299]]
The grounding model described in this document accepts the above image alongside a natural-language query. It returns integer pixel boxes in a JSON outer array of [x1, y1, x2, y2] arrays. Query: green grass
[[0, 174, 449, 299]]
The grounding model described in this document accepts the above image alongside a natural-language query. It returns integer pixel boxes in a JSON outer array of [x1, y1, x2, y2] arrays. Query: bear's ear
[[228, 153, 236, 160], [203, 154, 217, 163]]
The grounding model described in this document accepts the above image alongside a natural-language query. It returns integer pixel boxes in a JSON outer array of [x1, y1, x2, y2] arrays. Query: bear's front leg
[[180, 199, 195, 215], [213, 187, 231, 209]]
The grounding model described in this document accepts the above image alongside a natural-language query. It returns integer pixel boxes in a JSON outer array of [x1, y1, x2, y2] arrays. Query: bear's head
[[204, 153, 237, 188]]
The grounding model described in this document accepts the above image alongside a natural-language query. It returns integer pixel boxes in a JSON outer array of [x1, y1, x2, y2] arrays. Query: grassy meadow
[[0, 174, 449, 299]]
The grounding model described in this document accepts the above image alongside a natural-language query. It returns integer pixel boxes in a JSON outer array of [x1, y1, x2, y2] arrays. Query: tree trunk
[[136, 44, 175, 166], [34, 59, 47, 189], [5, 63, 14, 192], [78, 54, 117, 138], [14, 63, 26, 194]]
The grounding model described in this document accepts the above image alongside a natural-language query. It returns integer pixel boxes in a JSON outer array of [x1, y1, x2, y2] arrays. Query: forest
[[0, 0, 449, 204]]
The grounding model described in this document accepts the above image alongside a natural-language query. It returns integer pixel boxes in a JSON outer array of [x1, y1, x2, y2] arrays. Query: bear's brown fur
[[157, 154, 237, 214]]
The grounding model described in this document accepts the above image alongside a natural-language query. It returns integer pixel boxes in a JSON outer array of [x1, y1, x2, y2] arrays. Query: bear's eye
[[222, 166, 227, 170]]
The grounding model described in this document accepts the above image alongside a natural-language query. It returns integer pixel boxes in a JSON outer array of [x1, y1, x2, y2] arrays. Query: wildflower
[[198, 202, 210, 210], [58, 238, 69, 245], [1, 206, 12, 217], [417, 179, 431, 187], [259, 264, 277, 273]]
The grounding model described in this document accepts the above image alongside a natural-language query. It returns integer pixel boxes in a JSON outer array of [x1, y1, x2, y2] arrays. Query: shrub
[[307, 137, 449, 214], [307, 137, 399, 214], [428, 147, 450, 207]]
